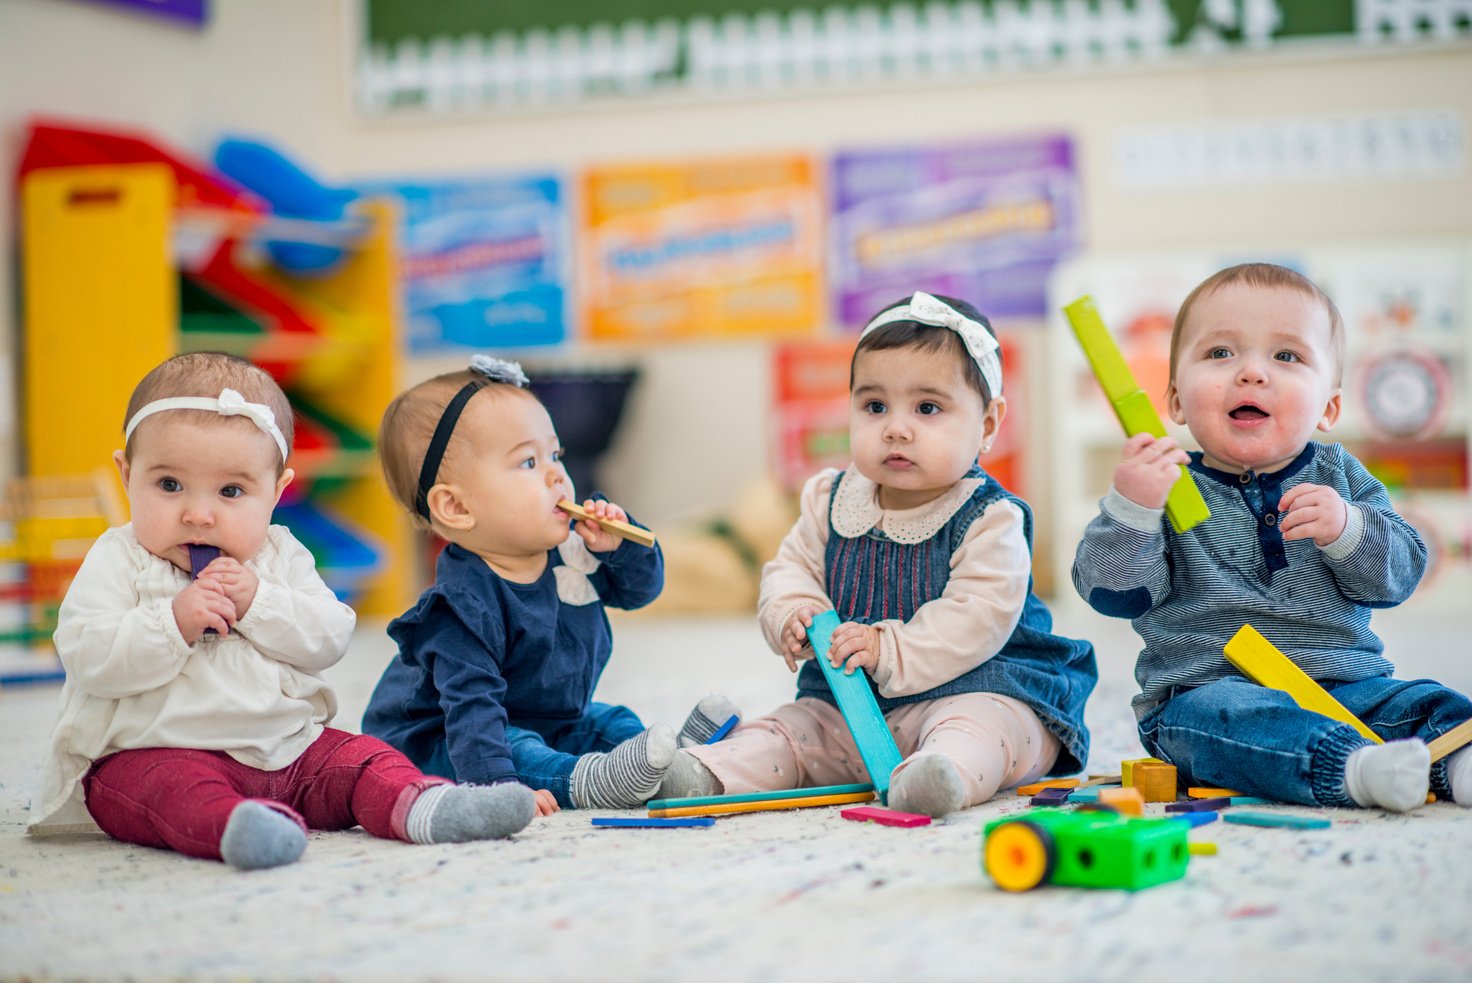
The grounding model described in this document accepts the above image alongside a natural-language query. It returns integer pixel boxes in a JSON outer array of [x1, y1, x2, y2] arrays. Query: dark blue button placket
[[1236, 469, 1289, 574]]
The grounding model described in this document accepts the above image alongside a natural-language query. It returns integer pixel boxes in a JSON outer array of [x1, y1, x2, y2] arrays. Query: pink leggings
[[82, 728, 448, 861]]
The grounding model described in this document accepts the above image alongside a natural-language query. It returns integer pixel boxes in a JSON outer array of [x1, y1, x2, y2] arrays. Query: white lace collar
[[829, 469, 983, 544]]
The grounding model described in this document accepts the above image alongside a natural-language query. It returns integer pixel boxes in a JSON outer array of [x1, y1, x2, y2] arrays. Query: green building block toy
[[983, 808, 1190, 892], [1063, 295, 1211, 535], [807, 610, 903, 803]]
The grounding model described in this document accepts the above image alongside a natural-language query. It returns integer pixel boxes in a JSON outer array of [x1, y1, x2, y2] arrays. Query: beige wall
[[3, 1, 1470, 532]]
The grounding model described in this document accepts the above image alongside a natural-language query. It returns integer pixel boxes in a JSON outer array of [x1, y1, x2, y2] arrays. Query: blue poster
[[355, 174, 567, 352]]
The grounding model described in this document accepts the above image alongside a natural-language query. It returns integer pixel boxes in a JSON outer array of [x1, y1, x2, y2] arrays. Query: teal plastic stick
[[645, 782, 875, 812], [1223, 811, 1331, 829], [807, 610, 903, 802]]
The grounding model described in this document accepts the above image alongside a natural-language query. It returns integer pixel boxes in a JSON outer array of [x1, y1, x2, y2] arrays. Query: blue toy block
[[1171, 811, 1219, 828], [1165, 797, 1230, 812], [1066, 786, 1107, 802], [806, 611, 903, 802], [590, 817, 715, 828], [706, 714, 739, 744]]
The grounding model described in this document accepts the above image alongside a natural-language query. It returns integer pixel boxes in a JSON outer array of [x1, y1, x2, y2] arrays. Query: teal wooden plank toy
[[1063, 295, 1211, 534], [1223, 811, 1331, 830], [807, 610, 903, 802], [646, 782, 874, 813]]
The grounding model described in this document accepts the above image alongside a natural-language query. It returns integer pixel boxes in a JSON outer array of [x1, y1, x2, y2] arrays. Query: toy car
[[983, 808, 1189, 891]]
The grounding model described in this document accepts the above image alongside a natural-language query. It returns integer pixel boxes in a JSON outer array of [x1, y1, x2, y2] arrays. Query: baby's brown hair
[[123, 352, 294, 472], [1170, 263, 1345, 387]]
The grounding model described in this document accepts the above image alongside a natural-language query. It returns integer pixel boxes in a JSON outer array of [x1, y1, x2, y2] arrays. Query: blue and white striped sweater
[[1071, 442, 1427, 717]]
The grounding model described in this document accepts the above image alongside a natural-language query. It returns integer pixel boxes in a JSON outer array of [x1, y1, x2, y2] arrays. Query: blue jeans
[[1138, 675, 1472, 806], [506, 702, 646, 807]]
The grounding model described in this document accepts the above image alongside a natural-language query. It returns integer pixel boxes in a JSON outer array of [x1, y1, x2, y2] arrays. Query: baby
[[30, 352, 533, 869], [363, 356, 738, 811], [1073, 263, 1472, 810]]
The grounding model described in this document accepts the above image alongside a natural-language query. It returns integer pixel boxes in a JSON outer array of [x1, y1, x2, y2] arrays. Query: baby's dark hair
[[851, 294, 1000, 405], [123, 352, 294, 473]]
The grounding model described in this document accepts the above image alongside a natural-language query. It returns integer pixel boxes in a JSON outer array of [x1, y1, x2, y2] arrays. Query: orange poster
[[581, 155, 823, 342]]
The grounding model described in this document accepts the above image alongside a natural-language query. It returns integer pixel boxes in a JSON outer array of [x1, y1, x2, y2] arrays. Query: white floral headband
[[124, 388, 290, 462], [860, 291, 1003, 399]]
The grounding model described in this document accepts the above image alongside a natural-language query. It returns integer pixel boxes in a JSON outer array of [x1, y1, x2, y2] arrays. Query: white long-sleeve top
[[30, 524, 355, 833], [757, 469, 1031, 698]]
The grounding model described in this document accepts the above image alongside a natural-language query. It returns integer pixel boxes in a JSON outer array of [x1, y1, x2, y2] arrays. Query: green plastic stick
[[1063, 295, 1211, 534], [807, 610, 903, 802]]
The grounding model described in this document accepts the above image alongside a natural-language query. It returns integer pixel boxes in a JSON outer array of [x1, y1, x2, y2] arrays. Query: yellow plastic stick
[[557, 500, 657, 548], [1063, 295, 1210, 534], [1223, 625, 1382, 743], [1428, 718, 1472, 762], [648, 790, 874, 818]]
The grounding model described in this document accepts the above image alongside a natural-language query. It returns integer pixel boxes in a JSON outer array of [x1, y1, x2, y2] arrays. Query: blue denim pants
[[506, 702, 646, 807], [1138, 675, 1471, 806]]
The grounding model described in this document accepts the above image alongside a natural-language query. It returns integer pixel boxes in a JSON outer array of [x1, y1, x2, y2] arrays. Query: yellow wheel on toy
[[984, 821, 1056, 892]]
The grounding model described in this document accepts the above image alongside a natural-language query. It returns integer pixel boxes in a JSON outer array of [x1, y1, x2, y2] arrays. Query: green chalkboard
[[364, 0, 1359, 47]]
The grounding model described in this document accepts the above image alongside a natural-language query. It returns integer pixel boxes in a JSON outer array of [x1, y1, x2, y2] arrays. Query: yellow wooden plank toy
[[1428, 718, 1472, 763], [1223, 624, 1382, 743], [557, 500, 657, 548]]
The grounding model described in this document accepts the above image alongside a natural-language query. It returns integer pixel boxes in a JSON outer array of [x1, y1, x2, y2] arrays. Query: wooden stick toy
[[1063, 295, 1211, 534], [590, 817, 714, 828], [649, 790, 875, 819], [806, 610, 903, 802], [556, 499, 656, 548], [840, 806, 931, 828], [1224, 624, 1383, 743], [646, 782, 873, 813], [1428, 718, 1472, 763]]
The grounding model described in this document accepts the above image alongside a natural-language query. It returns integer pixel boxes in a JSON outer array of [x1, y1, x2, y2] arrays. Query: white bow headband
[[860, 291, 1003, 399], [124, 388, 290, 462]]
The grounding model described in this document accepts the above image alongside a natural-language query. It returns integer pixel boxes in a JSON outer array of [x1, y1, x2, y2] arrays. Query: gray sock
[[405, 783, 536, 844], [657, 749, 723, 799], [678, 694, 742, 748], [888, 754, 967, 817], [219, 800, 307, 870], [570, 724, 676, 808]]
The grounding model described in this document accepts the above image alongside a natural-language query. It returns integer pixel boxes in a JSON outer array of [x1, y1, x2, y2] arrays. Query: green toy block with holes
[[983, 808, 1190, 892], [806, 610, 903, 803]]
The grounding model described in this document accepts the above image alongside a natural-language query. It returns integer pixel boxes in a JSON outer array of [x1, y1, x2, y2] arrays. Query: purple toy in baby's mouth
[[187, 544, 223, 635]]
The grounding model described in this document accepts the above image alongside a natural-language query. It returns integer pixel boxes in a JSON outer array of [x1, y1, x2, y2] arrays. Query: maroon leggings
[[82, 728, 448, 861]]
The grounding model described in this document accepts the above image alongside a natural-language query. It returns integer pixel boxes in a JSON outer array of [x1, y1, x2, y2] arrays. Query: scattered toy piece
[[1224, 624, 1382, 742], [1223, 811, 1331, 830], [1016, 777, 1081, 796], [557, 499, 657, 548], [1030, 786, 1074, 807], [1171, 811, 1219, 828], [1189, 787, 1242, 798], [1129, 761, 1179, 803], [840, 806, 931, 828], [705, 714, 739, 744], [1098, 786, 1145, 816], [1188, 842, 1219, 856], [650, 790, 875, 819], [591, 817, 714, 828], [1166, 797, 1230, 813], [1428, 718, 1472, 762], [647, 782, 873, 812]]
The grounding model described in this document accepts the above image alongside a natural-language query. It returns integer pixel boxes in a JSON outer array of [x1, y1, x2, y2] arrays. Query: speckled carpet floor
[[3, 604, 1470, 982]]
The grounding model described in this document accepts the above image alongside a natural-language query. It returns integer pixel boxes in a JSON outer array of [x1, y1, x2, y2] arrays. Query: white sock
[[888, 753, 968, 817], [1344, 739, 1430, 812], [1446, 745, 1472, 807]]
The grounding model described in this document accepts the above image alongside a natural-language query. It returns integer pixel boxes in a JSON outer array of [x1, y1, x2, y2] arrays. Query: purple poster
[[831, 134, 1081, 325]]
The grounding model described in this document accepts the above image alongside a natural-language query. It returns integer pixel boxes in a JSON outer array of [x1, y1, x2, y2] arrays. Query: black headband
[[414, 380, 486, 521]]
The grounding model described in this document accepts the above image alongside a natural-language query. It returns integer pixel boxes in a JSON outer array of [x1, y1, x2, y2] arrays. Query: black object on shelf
[[529, 369, 640, 500]]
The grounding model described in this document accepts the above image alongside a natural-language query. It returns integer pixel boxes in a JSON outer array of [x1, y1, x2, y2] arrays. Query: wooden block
[[1066, 786, 1108, 802], [1030, 787, 1074, 807], [647, 782, 873, 812], [1172, 811, 1219, 828], [1130, 761, 1178, 803], [1063, 295, 1210, 533], [1223, 625, 1383, 743], [649, 790, 875, 819], [1428, 718, 1472, 762], [1016, 777, 1081, 796], [806, 611, 903, 801], [840, 806, 931, 828], [591, 817, 714, 828], [1097, 786, 1145, 816], [1223, 811, 1331, 830], [1166, 797, 1230, 813], [556, 499, 656, 548], [1189, 787, 1242, 799], [1120, 757, 1163, 786]]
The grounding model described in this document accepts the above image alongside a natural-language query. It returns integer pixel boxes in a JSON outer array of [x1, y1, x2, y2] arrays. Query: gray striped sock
[[677, 693, 741, 748], [570, 724, 677, 808]]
